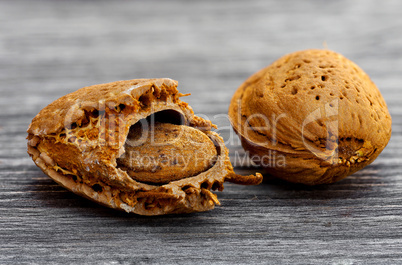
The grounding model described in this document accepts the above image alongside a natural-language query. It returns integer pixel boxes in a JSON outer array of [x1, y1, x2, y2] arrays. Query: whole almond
[[229, 49, 392, 185]]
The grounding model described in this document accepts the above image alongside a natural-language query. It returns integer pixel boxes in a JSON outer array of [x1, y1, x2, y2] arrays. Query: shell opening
[[143, 109, 186, 126]]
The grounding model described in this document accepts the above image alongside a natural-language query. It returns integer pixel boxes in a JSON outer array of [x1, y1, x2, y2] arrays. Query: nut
[[27, 78, 262, 215], [117, 122, 217, 184], [229, 49, 392, 185]]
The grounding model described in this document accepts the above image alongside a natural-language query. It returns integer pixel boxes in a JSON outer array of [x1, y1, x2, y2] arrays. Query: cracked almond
[[27, 78, 263, 215]]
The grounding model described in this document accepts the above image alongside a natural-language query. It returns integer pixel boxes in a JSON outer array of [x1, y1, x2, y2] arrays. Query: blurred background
[[1, 0, 401, 116]]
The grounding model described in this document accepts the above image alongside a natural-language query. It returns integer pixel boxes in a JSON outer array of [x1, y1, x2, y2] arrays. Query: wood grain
[[1, 0, 401, 264]]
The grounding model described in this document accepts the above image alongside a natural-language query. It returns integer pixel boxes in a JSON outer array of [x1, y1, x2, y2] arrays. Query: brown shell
[[229, 50, 392, 185], [28, 78, 262, 215]]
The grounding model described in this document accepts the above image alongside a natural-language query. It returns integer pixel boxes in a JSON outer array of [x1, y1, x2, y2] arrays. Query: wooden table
[[1, 0, 401, 264]]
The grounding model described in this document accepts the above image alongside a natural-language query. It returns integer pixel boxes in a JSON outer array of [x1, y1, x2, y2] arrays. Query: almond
[[229, 50, 392, 185], [117, 122, 217, 184]]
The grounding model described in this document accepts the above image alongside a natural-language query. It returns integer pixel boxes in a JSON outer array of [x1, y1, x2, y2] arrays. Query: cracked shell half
[[28, 78, 262, 215]]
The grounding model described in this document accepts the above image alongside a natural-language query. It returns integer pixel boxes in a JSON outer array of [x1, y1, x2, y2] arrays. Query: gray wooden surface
[[1, 0, 402, 264]]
